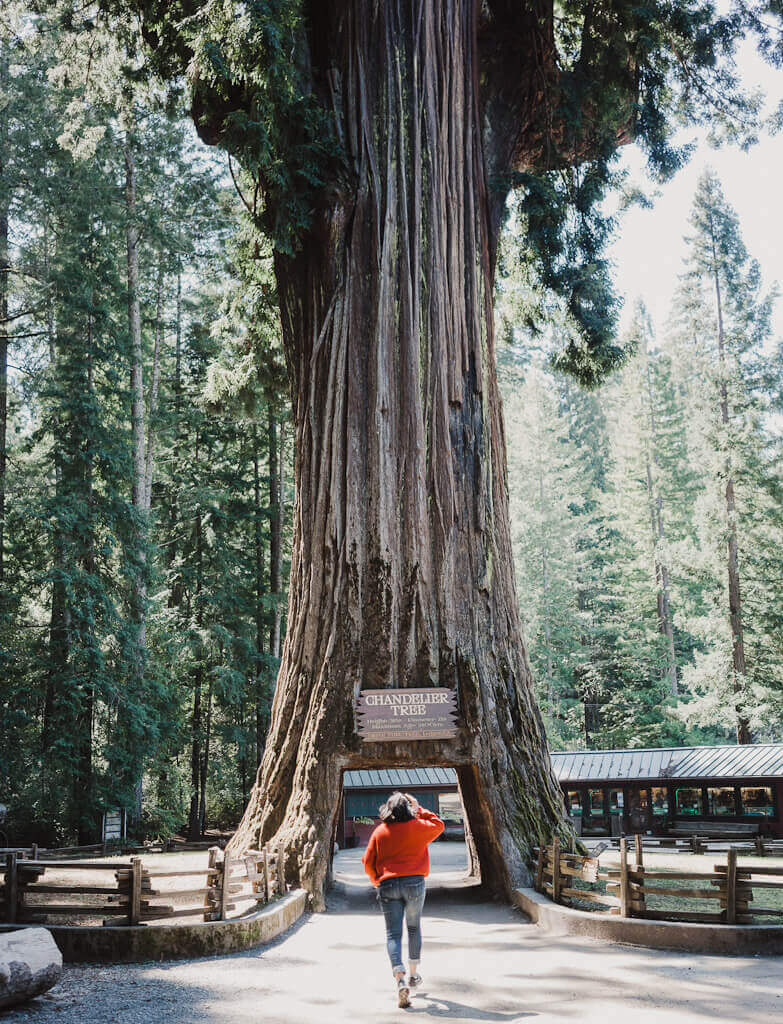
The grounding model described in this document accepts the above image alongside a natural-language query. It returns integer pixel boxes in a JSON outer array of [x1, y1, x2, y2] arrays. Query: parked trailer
[[551, 743, 783, 840]]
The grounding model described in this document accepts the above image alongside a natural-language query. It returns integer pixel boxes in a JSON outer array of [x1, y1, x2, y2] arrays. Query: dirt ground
[[8, 843, 783, 1024]]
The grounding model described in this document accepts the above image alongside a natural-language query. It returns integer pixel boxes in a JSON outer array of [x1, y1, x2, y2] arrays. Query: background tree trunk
[[640, 331, 678, 696], [125, 137, 149, 810], [708, 215, 750, 744], [229, 1, 568, 910], [143, 257, 164, 509], [252, 427, 266, 764], [0, 169, 7, 591], [268, 410, 283, 662], [0, 51, 8, 590]]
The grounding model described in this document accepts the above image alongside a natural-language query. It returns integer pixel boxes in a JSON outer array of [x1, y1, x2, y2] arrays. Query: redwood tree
[[96, 0, 780, 907]]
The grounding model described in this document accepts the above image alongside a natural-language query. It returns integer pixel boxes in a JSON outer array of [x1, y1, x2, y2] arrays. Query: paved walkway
[[11, 843, 783, 1023]]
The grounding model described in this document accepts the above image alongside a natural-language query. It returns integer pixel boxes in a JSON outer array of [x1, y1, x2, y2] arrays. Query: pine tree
[[668, 171, 780, 742]]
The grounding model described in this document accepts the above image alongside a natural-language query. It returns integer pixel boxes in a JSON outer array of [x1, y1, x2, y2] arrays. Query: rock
[[0, 928, 62, 1009]]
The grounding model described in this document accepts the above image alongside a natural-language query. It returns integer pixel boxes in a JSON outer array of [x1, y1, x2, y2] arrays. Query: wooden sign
[[102, 808, 126, 842], [356, 688, 458, 742]]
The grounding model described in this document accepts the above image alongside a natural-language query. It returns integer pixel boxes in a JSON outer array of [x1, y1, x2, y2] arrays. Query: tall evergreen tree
[[668, 171, 780, 742]]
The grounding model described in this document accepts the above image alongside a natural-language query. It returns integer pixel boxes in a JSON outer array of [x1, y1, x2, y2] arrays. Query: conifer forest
[[1, 2, 782, 851]]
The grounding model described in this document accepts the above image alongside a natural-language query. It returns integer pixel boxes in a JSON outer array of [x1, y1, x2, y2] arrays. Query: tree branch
[[479, 1, 637, 184]]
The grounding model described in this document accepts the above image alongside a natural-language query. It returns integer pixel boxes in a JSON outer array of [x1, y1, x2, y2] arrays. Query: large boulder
[[0, 928, 62, 1009]]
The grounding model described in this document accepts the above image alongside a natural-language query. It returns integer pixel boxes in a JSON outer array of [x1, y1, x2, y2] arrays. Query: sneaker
[[396, 977, 410, 1008], [409, 972, 422, 990]]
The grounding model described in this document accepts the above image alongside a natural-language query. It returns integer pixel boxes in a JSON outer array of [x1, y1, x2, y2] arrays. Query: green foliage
[[499, 1, 777, 384], [498, 170, 783, 750], [85, 0, 783, 384], [0, 19, 293, 845]]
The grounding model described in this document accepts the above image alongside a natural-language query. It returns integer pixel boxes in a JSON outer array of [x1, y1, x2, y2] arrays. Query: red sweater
[[362, 809, 445, 886]]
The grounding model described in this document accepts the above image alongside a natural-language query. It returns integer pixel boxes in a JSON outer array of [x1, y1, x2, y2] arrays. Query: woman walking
[[362, 791, 444, 1008]]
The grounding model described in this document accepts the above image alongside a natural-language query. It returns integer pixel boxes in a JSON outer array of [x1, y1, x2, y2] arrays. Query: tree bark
[[0, 50, 8, 591], [167, 256, 184, 608], [708, 214, 750, 744], [229, 2, 568, 909], [74, 306, 95, 845], [125, 137, 149, 810], [42, 224, 65, 755], [0, 164, 7, 591], [268, 409, 283, 661], [252, 426, 267, 764], [188, 657, 203, 840], [188, 429, 205, 840], [198, 674, 213, 836], [143, 257, 164, 510]]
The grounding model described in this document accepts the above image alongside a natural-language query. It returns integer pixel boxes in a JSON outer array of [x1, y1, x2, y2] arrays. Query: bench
[[667, 821, 759, 839], [665, 821, 761, 854]]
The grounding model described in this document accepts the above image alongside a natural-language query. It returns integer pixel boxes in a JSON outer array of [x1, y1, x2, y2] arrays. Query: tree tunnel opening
[[328, 764, 488, 898]]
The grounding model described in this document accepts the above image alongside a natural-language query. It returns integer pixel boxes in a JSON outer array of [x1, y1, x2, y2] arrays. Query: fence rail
[[0, 846, 286, 927], [0, 837, 228, 867], [535, 835, 783, 926], [592, 835, 783, 857]]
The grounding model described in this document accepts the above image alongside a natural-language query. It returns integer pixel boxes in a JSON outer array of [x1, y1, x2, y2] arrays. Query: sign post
[[355, 688, 458, 742], [102, 808, 127, 844]]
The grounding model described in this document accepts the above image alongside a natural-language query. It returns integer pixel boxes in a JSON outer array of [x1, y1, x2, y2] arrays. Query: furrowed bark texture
[[229, 0, 568, 910]]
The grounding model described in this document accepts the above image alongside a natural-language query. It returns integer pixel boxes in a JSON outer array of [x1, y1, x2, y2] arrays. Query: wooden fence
[[535, 836, 783, 925], [0, 838, 227, 866], [594, 834, 783, 857], [0, 846, 285, 927]]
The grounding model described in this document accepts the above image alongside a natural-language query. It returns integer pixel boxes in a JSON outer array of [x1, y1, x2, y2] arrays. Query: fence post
[[535, 846, 545, 893], [551, 837, 561, 904], [725, 848, 737, 925], [5, 851, 18, 923], [203, 847, 219, 921], [278, 850, 286, 894], [219, 851, 232, 921], [264, 848, 273, 901], [633, 834, 645, 915], [633, 833, 643, 870], [129, 857, 142, 926], [619, 837, 630, 918]]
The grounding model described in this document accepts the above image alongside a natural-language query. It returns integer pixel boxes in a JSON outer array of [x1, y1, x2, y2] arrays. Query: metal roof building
[[340, 767, 460, 848], [550, 744, 783, 784], [343, 767, 457, 789]]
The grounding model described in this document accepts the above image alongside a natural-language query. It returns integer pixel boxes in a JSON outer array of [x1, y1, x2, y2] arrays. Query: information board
[[356, 688, 458, 742], [102, 808, 125, 842]]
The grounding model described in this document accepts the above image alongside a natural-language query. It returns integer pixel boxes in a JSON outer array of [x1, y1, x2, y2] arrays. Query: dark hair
[[379, 791, 414, 824]]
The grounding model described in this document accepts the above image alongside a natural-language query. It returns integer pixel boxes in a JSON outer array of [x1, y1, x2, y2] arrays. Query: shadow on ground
[[10, 843, 783, 1024]]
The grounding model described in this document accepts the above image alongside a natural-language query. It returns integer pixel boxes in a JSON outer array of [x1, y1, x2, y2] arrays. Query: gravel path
[[7, 844, 783, 1024]]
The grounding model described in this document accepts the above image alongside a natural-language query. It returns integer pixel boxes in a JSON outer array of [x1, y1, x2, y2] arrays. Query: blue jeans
[[378, 875, 426, 975]]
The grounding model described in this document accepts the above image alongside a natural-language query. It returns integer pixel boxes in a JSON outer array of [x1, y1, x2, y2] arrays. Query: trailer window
[[566, 791, 582, 815], [651, 787, 669, 816], [740, 787, 774, 817], [707, 787, 736, 816], [675, 787, 703, 816], [588, 789, 605, 815]]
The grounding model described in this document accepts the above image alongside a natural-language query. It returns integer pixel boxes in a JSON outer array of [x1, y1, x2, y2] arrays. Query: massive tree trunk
[[229, 1, 568, 909]]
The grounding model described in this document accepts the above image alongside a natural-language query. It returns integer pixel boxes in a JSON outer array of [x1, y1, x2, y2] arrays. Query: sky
[[609, 42, 783, 343]]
